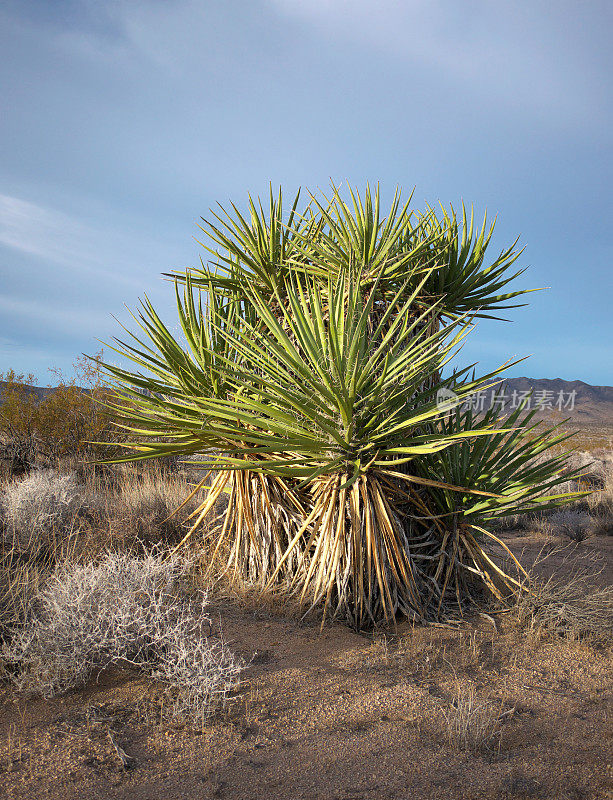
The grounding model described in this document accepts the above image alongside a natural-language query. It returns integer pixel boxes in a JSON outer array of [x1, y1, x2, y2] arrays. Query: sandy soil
[[1, 534, 611, 800]]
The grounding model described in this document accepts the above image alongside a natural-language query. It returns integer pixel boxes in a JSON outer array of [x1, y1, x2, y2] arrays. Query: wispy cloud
[[0, 194, 145, 286], [0, 335, 24, 350], [0, 192, 182, 376]]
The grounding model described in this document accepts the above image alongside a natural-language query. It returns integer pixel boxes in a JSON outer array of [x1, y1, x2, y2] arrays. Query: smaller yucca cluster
[[100, 184, 584, 629]]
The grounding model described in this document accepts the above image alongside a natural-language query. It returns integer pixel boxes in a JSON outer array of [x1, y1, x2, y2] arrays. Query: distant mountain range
[[2, 377, 613, 424], [473, 378, 613, 423]]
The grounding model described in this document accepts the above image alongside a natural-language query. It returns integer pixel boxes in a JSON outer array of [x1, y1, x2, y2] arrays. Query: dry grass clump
[[90, 464, 204, 547], [515, 554, 613, 644], [2, 552, 242, 725], [440, 684, 512, 753]]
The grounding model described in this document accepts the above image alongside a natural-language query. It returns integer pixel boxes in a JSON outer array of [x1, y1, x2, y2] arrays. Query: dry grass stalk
[[441, 684, 513, 753], [515, 546, 613, 643]]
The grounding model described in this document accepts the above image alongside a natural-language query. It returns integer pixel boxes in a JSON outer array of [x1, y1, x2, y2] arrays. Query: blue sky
[[1, 0, 611, 386]]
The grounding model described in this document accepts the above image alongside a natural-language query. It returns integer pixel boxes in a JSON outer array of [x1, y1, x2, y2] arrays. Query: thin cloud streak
[[0, 194, 146, 288]]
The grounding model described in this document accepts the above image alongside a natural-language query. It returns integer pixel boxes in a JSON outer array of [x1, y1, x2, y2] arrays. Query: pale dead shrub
[[1, 469, 85, 551], [0, 471, 82, 645], [0, 539, 77, 647], [586, 460, 613, 530], [548, 509, 595, 542], [2, 552, 242, 724], [518, 451, 613, 538]]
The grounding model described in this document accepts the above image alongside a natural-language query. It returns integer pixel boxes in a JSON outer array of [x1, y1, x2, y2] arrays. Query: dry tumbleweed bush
[[547, 509, 594, 542], [0, 471, 82, 646], [1, 469, 84, 550], [2, 552, 242, 724]]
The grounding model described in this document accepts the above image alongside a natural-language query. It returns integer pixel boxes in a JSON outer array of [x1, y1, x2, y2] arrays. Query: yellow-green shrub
[[0, 353, 115, 475]]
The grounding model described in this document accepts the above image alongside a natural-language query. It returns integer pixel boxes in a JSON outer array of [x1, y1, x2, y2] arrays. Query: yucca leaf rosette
[[97, 184, 581, 629]]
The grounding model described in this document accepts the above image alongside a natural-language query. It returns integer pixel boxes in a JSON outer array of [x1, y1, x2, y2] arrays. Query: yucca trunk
[[189, 467, 526, 629], [183, 469, 308, 589]]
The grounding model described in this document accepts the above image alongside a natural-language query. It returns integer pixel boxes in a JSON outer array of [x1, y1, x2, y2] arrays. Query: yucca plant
[[99, 184, 583, 629]]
